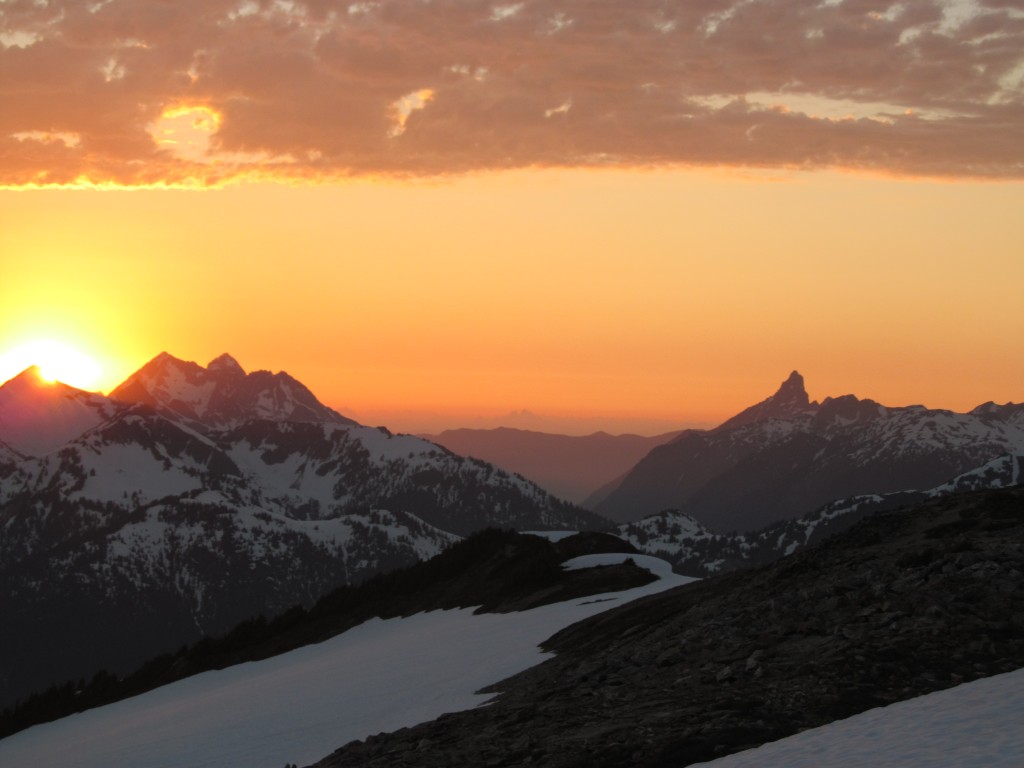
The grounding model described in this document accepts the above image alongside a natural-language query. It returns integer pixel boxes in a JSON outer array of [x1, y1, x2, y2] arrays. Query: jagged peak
[[773, 370, 809, 406], [150, 351, 181, 365], [139, 351, 197, 375], [715, 370, 815, 432], [110, 352, 359, 428], [207, 353, 245, 375], [8, 365, 46, 384], [2, 365, 80, 394]]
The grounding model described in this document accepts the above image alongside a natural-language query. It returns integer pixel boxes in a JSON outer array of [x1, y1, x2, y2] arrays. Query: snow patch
[[0, 570, 692, 768], [692, 666, 1024, 767]]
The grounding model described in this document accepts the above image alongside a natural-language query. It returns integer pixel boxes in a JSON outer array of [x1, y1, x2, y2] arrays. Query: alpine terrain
[[310, 486, 1024, 767], [592, 371, 1024, 530], [0, 354, 603, 708], [618, 452, 1024, 576]]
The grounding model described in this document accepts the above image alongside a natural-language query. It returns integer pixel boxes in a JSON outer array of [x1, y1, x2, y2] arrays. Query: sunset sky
[[2, 0, 1022, 434]]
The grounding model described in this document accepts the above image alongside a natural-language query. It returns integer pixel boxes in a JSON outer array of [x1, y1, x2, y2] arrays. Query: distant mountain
[[594, 371, 1024, 530], [420, 427, 682, 504], [0, 367, 123, 457], [620, 453, 1024, 576], [110, 352, 356, 429], [0, 353, 606, 708]]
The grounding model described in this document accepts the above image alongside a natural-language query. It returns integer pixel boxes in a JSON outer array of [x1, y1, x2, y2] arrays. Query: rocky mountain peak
[[0, 367, 119, 457], [110, 352, 358, 429], [2, 365, 49, 390], [715, 370, 816, 432], [207, 353, 245, 375], [775, 370, 809, 406], [0, 365, 96, 402]]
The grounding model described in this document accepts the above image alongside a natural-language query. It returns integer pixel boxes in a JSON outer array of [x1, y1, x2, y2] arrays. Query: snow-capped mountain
[[109, 352, 356, 429], [593, 371, 1024, 530], [0, 367, 123, 457], [619, 453, 1024, 576], [0, 353, 604, 708]]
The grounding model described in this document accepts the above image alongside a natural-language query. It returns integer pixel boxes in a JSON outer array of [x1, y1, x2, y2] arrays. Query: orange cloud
[[2, 0, 1022, 187]]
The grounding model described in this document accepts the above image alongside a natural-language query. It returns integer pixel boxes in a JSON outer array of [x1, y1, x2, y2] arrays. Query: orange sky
[[2, 168, 1022, 434], [2, 1, 1022, 434]]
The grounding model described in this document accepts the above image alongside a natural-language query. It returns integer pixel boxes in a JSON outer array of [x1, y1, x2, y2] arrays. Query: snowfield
[[694, 666, 1024, 768], [4, 550, 1020, 768], [0, 556, 693, 768]]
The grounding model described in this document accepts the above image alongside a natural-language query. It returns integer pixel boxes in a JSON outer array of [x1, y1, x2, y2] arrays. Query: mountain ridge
[[0, 367, 123, 457], [594, 371, 1024, 530], [110, 352, 357, 430], [0, 352, 606, 708], [309, 486, 1024, 768]]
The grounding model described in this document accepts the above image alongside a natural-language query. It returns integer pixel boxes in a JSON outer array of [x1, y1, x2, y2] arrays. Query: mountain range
[[1, 355, 1021, 766], [0, 354, 602, 708], [616, 451, 1024, 577], [590, 371, 1024, 530], [3, 357, 1021, 721]]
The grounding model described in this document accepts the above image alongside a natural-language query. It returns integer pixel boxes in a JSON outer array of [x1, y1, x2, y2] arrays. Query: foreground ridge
[[311, 486, 1024, 768]]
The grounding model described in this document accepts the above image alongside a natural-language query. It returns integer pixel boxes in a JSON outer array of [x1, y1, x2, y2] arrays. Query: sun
[[0, 339, 102, 390]]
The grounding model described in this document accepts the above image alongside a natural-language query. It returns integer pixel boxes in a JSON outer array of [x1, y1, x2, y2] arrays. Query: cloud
[[1, 0, 1022, 186]]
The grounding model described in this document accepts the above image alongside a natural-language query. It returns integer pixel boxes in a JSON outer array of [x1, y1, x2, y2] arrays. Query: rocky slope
[[0, 529, 653, 739], [109, 352, 357, 430], [310, 486, 1024, 768], [0, 353, 605, 708], [620, 453, 1024, 576], [593, 371, 1024, 530], [0, 367, 122, 457]]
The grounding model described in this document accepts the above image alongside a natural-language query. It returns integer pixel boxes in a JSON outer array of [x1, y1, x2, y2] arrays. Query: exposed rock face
[[0, 367, 122, 457], [109, 352, 357, 429], [309, 487, 1024, 768], [715, 370, 813, 431], [593, 371, 1024, 530]]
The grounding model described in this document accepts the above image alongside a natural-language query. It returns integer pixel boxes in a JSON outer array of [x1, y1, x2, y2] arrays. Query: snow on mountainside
[[620, 454, 1024, 576], [0, 367, 123, 457], [304, 487, 1023, 768], [0, 353, 604, 708], [928, 452, 1022, 494], [0, 557, 691, 768], [692, 666, 1024, 768], [595, 371, 1024, 530], [110, 352, 357, 429]]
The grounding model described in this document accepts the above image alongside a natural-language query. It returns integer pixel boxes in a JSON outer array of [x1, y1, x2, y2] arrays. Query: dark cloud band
[[2, 0, 1022, 185]]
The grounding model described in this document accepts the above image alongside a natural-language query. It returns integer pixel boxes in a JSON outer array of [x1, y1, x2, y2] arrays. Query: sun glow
[[0, 340, 102, 390]]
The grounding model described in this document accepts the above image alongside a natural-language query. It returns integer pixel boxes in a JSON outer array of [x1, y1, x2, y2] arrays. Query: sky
[[1, 0, 1022, 434]]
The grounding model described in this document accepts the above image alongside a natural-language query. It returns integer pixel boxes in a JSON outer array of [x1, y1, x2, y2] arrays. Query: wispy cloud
[[2, 0, 1022, 186]]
